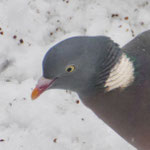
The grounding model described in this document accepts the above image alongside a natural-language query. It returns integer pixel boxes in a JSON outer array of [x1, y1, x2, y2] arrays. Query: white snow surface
[[0, 0, 150, 149]]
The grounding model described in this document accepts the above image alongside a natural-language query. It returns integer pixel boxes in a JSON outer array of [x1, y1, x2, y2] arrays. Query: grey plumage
[[42, 36, 121, 94], [32, 30, 150, 150]]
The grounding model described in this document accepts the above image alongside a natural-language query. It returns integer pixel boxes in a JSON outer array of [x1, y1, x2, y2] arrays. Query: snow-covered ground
[[0, 0, 150, 149]]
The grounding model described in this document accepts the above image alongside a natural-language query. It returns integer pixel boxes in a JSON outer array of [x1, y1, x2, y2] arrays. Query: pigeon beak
[[31, 77, 56, 100]]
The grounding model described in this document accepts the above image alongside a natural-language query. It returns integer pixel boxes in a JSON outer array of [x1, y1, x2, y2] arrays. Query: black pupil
[[67, 67, 72, 72]]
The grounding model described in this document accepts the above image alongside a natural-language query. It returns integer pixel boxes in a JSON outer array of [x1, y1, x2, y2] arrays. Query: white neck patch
[[104, 53, 135, 92]]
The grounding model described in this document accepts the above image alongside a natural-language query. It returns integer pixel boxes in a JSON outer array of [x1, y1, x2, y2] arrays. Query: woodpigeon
[[31, 30, 150, 150]]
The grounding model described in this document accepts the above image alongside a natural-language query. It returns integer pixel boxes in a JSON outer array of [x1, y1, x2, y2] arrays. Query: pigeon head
[[31, 36, 122, 99]]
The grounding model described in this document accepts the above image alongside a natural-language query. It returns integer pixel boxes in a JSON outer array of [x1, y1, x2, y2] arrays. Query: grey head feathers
[[42, 36, 122, 96]]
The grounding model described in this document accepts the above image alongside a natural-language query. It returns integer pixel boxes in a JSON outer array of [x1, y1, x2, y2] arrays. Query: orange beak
[[31, 87, 42, 100], [31, 77, 56, 100]]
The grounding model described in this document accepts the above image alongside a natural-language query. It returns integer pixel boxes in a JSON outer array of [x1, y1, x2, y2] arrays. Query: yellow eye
[[65, 65, 75, 73]]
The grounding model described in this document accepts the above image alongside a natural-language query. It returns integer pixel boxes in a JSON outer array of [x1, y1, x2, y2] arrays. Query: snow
[[0, 0, 149, 149]]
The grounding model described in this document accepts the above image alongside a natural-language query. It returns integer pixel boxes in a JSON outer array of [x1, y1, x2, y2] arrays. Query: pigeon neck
[[79, 50, 135, 99], [79, 41, 123, 98], [104, 53, 135, 92]]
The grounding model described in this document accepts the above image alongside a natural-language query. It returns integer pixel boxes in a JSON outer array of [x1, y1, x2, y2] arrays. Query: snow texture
[[0, 0, 150, 149]]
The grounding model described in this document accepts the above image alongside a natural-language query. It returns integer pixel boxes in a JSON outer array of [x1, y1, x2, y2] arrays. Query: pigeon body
[[32, 30, 150, 150]]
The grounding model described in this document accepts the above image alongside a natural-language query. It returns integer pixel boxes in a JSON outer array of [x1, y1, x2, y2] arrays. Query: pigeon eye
[[65, 65, 75, 73]]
